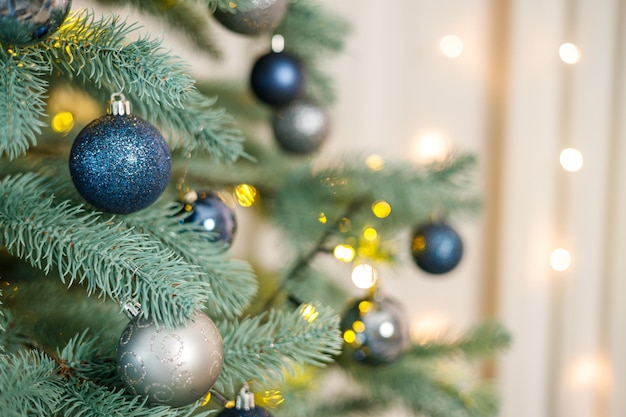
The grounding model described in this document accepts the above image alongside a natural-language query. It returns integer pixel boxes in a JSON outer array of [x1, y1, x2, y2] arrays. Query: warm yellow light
[[365, 154, 385, 172], [569, 356, 611, 390], [351, 264, 378, 289], [318, 212, 327, 224], [343, 329, 356, 344], [372, 200, 391, 218], [559, 43, 580, 64], [257, 390, 285, 408], [362, 227, 378, 241], [560, 148, 583, 172], [440, 35, 464, 58], [338, 217, 351, 233], [358, 300, 374, 314], [299, 303, 319, 323], [201, 391, 212, 406], [550, 248, 571, 271], [352, 320, 366, 333], [271, 34, 285, 53], [333, 244, 355, 262], [234, 183, 257, 207], [51, 111, 74, 134], [411, 131, 451, 164]]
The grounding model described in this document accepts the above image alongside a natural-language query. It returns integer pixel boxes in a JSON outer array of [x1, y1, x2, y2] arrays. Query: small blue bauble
[[69, 114, 171, 214], [180, 192, 237, 246], [411, 221, 463, 274], [250, 51, 304, 107], [216, 406, 273, 417], [0, 0, 72, 46]]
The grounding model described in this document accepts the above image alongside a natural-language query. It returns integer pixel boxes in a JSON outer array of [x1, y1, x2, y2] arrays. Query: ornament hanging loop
[[108, 92, 131, 116], [122, 300, 142, 319]]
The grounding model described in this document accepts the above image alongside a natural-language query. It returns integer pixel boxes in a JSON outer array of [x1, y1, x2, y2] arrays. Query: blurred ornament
[[250, 51, 304, 107], [217, 386, 274, 417], [411, 221, 463, 274], [116, 309, 224, 408], [340, 292, 409, 365], [0, 0, 72, 46], [272, 100, 329, 154], [180, 191, 237, 245], [213, 0, 288, 35], [69, 93, 171, 214]]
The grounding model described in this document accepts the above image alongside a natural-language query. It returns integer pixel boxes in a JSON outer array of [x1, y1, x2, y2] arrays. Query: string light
[[560, 148, 583, 172], [299, 303, 319, 323], [559, 43, 580, 64], [362, 227, 378, 241], [550, 248, 571, 271], [411, 130, 451, 164], [372, 200, 391, 218], [351, 264, 378, 289], [318, 212, 327, 224], [439, 35, 464, 58], [51, 111, 74, 134], [333, 244, 356, 262], [365, 154, 385, 171], [234, 183, 258, 207]]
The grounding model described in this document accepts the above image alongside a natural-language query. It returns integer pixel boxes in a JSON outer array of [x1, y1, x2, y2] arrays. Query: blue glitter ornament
[[411, 221, 463, 274], [69, 94, 171, 214], [250, 51, 304, 107], [340, 292, 409, 365], [180, 191, 237, 246], [0, 0, 72, 47]]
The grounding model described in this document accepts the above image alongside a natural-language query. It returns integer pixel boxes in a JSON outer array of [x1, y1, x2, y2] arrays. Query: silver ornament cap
[[116, 310, 224, 407]]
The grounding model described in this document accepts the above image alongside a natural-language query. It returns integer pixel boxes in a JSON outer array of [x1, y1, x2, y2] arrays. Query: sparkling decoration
[[411, 221, 463, 274], [217, 386, 274, 417], [340, 292, 409, 365], [272, 100, 329, 154], [213, 0, 288, 36], [250, 51, 304, 107], [69, 94, 171, 214], [0, 0, 72, 46], [116, 310, 224, 408], [180, 191, 237, 245]]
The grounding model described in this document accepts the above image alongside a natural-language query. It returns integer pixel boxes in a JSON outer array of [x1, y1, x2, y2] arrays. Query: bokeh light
[[559, 43, 580, 64], [351, 263, 378, 289], [560, 148, 583, 172], [550, 248, 571, 271], [440, 34, 464, 58]]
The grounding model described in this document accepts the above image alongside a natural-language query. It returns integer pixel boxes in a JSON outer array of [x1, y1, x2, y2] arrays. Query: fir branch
[[44, 11, 246, 161], [0, 48, 50, 159], [124, 203, 258, 320], [215, 303, 342, 396], [94, 0, 223, 57], [409, 322, 511, 359], [0, 350, 64, 417], [0, 173, 211, 328]]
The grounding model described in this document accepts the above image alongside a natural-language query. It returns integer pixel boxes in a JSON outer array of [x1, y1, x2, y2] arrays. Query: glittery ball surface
[[69, 114, 171, 214]]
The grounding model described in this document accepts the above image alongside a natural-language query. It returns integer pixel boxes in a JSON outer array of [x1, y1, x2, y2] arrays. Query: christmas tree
[[0, 1, 509, 416]]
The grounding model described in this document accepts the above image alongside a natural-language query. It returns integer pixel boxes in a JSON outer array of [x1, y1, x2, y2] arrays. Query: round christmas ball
[[411, 221, 463, 274], [116, 311, 224, 408], [213, 0, 289, 35], [217, 406, 274, 417], [250, 51, 304, 107], [0, 0, 72, 46], [69, 114, 171, 214], [272, 100, 329, 154], [340, 294, 409, 365], [180, 191, 237, 246]]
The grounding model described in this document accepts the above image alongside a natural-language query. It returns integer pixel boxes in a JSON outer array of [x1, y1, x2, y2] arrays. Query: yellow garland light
[[333, 244, 355, 262], [234, 183, 258, 207], [372, 200, 391, 218]]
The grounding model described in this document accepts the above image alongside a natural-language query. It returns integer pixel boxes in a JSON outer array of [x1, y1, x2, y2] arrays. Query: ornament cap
[[108, 93, 131, 116], [235, 385, 255, 411], [123, 300, 142, 319]]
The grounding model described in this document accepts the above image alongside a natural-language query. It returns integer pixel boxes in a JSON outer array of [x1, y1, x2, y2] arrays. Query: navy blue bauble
[[411, 221, 463, 274], [250, 52, 304, 107], [69, 114, 171, 214], [0, 0, 72, 46], [340, 295, 409, 365], [180, 192, 237, 246], [216, 406, 273, 417]]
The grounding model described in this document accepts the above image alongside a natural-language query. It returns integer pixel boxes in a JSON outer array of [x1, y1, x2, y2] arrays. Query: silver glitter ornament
[[116, 310, 224, 408], [272, 100, 330, 154], [213, 0, 288, 35], [340, 292, 409, 365], [0, 0, 72, 46]]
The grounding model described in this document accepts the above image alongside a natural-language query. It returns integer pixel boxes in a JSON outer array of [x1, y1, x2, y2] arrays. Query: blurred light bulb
[[372, 200, 391, 218], [271, 34, 285, 53], [560, 148, 583, 172], [334, 244, 356, 262], [366, 154, 385, 171], [51, 111, 74, 134], [362, 227, 378, 241], [412, 131, 451, 164], [559, 43, 580, 64], [570, 356, 611, 390], [318, 212, 327, 224], [550, 248, 571, 271], [234, 183, 258, 207], [440, 35, 464, 58], [351, 264, 378, 289], [410, 313, 450, 344]]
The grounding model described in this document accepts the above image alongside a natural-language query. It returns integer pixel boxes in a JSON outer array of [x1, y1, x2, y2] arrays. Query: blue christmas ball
[[217, 406, 273, 417], [180, 191, 237, 246], [69, 114, 171, 214], [250, 52, 304, 107], [411, 221, 463, 274], [0, 0, 72, 46]]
